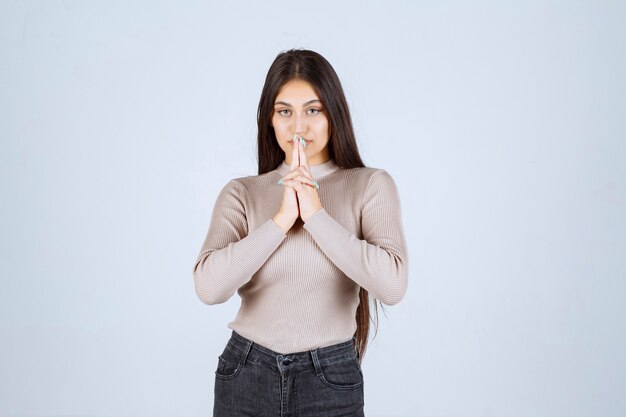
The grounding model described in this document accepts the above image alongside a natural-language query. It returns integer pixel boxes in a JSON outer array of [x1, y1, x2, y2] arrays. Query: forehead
[[275, 79, 319, 103]]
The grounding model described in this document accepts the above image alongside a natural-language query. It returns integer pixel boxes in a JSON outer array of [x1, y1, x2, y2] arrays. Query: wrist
[[303, 207, 323, 223], [272, 214, 290, 234]]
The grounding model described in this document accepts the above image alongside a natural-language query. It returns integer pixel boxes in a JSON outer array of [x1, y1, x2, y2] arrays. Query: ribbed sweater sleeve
[[192, 179, 287, 305], [302, 170, 409, 305]]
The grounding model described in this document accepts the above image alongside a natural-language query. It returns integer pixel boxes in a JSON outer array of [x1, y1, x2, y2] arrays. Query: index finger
[[298, 136, 310, 171], [290, 133, 299, 170]]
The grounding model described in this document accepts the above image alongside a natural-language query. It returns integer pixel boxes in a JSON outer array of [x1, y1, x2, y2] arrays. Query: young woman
[[193, 48, 409, 416]]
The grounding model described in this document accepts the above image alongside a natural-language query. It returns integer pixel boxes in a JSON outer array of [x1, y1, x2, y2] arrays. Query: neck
[[276, 158, 339, 179]]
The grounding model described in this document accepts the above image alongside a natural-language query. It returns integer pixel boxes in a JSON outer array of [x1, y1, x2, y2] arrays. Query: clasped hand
[[275, 134, 322, 228]]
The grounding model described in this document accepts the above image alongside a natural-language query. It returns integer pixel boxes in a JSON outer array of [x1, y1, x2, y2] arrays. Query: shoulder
[[342, 166, 397, 188], [331, 167, 401, 206], [347, 167, 401, 203], [219, 170, 277, 195], [336, 166, 385, 181]]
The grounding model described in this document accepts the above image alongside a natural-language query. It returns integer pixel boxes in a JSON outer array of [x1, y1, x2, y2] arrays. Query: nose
[[294, 113, 306, 136]]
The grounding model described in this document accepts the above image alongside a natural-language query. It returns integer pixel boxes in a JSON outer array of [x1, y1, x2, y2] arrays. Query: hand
[[273, 135, 301, 233], [279, 135, 323, 223]]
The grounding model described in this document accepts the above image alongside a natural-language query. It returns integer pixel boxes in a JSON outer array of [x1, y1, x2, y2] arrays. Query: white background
[[1, 1, 625, 416]]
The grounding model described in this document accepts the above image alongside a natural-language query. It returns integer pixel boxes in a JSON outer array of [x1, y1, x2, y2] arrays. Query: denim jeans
[[213, 330, 365, 417]]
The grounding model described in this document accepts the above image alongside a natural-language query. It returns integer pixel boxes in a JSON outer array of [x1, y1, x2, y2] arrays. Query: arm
[[192, 179, 286, 305], [303, 170, 409, 305]]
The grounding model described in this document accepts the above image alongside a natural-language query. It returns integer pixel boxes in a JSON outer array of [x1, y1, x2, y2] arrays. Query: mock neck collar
[[276, 158, 339, 179]]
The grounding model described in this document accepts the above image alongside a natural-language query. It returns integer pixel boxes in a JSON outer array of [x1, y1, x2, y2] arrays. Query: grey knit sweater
[[193, 158, 409, 354]]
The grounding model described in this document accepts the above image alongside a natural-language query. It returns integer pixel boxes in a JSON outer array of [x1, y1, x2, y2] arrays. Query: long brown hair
[[256, 48, 385, 363]]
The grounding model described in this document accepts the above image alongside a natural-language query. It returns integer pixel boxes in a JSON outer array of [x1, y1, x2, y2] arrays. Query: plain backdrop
[[1, 1, 625, 416]]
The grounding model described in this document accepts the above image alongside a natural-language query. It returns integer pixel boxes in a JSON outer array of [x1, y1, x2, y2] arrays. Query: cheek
[[272, 116, 289, 134], [316, 117, 330, 137]]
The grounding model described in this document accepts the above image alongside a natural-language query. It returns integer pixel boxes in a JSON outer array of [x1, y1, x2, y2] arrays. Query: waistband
[[224, 330, 360, 374]]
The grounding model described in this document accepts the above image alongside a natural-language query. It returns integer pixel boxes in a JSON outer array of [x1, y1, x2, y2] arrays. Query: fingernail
[[277, 178, 284, 185], [299, 137, 306, 147], [293, 134, 297, 143], [312, 180, 319, 189]]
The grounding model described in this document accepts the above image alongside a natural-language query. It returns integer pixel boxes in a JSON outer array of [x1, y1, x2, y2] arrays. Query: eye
[[307, 108, 322, 115], [277, 109, 291, 116]]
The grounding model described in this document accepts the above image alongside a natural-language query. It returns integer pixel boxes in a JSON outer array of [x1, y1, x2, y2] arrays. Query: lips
[[289, 139, 312, 145]]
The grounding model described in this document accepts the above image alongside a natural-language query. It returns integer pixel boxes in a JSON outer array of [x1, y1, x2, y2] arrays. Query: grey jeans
[[213, 330, 365, 417]]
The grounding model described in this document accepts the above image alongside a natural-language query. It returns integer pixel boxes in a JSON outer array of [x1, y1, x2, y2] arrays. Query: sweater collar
[[276, 158, 339, 179]]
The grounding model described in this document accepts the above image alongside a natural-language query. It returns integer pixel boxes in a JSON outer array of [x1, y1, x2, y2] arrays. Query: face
[[271, 78, 331, 165]]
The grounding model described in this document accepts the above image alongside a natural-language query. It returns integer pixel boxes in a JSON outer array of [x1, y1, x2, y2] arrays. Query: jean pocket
[[214, 346, 245, 381], [317, 356, 363, 390]]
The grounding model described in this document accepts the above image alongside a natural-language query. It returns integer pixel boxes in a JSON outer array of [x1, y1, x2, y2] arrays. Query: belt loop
[[309, 348, 323, 377], [240, 340, 253, 367]]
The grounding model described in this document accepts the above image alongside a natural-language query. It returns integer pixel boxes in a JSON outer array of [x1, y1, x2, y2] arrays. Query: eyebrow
[[274, 99, 322, 107]]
